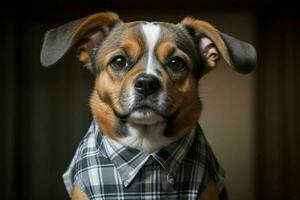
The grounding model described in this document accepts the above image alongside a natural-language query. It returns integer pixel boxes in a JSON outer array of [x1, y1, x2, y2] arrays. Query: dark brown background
[[1, 1, 300, 200]]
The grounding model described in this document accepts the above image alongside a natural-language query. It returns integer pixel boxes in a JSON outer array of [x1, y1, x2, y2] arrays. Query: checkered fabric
[[63, 120, 224, 199]]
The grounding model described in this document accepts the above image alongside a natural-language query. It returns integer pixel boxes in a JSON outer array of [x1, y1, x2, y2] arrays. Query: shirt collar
[[97, 125, 196, 187]]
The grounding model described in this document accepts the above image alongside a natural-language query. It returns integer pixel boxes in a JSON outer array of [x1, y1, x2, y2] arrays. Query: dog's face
[[91, 21, 204, 151], [41, 12, 256, 152]]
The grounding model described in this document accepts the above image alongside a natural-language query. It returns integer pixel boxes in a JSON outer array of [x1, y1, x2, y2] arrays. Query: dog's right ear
[[40, 12, 121, 72], [180, 17, 256, 74]]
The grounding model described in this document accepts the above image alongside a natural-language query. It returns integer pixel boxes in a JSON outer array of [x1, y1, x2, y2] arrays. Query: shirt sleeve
[[62, 141, 84, 197], [62, 121, 97, 197]]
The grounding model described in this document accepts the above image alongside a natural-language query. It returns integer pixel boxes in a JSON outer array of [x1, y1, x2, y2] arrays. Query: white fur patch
[[117, 123, 176, 153], [129, 109, 163, 125], [141, 23, 161, 76]]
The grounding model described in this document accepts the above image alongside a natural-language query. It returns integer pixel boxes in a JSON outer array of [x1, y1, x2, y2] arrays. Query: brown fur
[[160, 65, 201, 139], [90, 90, 118, 139], [198, 181, 219, 200], [156, 41, 176, 62], [91, 64, 146, 138], [71, 186, 89, 200], [122, 33, 144, 59]]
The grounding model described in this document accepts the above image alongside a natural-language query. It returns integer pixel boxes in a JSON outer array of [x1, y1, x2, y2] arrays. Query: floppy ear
[[40, 12, 121, 72], [181, 17, 256, 74]]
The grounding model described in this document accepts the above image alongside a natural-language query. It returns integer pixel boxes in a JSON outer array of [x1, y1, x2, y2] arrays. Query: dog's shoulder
[[71, 185, 89, 200], [198, 180, 219, 200]]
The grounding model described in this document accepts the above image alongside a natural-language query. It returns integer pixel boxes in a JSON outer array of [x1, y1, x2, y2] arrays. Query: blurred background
[[1, 0, 299, 200]]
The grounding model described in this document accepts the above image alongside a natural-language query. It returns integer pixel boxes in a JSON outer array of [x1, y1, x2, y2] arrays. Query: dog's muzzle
[[116, 74, 173, 125], [126, 74, 162, 124]]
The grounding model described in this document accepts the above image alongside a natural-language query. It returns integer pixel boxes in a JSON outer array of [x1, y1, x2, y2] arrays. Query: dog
[[40, 12, 256, 200]]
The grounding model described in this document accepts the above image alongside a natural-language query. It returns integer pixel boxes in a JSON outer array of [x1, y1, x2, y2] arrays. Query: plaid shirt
[[63, 121, 224, 199]]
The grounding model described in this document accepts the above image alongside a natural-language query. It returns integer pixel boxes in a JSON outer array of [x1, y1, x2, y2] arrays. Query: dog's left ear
[[181, 17, 256, 74], [40, 12, 121, 72]]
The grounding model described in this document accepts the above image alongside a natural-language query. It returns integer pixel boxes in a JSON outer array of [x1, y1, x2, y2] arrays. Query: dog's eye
[[111, 56, 128, 69], [168, 57, 187, 72]]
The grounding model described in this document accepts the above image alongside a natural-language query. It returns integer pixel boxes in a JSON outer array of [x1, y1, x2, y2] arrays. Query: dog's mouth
[[128, 106, 163, 125], [114, 102, 178, 125]]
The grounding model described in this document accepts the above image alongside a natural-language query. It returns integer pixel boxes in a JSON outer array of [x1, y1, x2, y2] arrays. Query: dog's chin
[[128, 109, 164, 125]]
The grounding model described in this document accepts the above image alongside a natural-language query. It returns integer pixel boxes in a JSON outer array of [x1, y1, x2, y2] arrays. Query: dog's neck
[[117, 122, 177, 153], [90, 90, 201, 152]]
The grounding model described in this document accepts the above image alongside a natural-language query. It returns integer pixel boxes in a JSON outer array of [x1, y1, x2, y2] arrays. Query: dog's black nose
[[134, 74, 161, 97]]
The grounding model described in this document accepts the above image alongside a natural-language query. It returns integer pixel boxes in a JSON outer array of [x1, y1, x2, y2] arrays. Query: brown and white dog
[[40, 12, 256, 200]]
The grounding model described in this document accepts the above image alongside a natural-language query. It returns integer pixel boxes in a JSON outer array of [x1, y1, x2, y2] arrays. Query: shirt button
[[124, 180, 129, 186], [167, 174, 174, 185]]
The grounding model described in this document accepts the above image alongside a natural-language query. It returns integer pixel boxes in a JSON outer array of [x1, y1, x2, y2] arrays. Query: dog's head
[[41, 12, 256, 152]]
